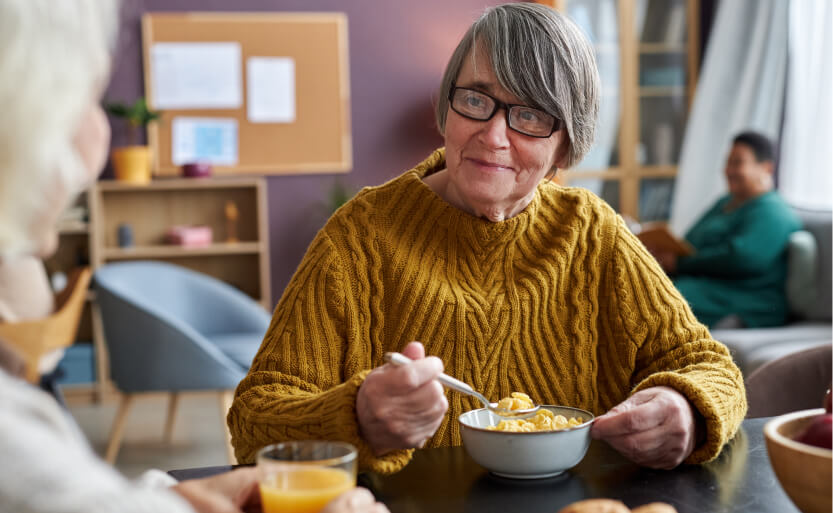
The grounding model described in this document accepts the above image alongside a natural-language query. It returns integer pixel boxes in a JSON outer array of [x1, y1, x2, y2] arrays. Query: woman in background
[[0, 1, 386, 512], [652, 131, 802, 328]]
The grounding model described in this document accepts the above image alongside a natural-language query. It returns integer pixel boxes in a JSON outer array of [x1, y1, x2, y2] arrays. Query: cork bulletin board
[[142, 12, 351, 176]]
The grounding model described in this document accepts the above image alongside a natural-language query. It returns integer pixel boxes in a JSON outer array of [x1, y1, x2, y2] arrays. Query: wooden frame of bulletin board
[[142, 12, 351, 176]]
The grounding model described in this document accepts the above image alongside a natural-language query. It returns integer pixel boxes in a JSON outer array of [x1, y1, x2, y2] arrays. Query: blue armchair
[[93, 261, 271, 463]]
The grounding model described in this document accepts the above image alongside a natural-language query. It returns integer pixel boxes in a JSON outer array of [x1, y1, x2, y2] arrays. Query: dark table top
[[169, 417, 798, 513]]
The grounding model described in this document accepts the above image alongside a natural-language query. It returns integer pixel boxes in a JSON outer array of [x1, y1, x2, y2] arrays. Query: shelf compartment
[[95, 186, 262, 248]]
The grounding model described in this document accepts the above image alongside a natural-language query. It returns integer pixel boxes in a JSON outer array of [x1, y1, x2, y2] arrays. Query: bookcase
[[48, 177, 271, 401], [541, 0, 700, 221]]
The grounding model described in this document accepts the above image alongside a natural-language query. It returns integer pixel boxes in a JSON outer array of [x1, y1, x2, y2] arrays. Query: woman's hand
[[173, 471, 389, 513], [322, 488, 390, 513], [357, 342, 448, 455], [172, 467, 261, 513], [590, 386, 698, 469]]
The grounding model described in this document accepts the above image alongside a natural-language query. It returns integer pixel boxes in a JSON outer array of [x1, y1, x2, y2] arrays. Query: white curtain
[[778, 0, 833, 210], [669, 0, 788, 235], [568, 0, 619, 172]]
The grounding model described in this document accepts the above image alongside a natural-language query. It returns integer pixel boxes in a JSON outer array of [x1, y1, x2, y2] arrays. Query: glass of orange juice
[[257, 440, 358, 513]]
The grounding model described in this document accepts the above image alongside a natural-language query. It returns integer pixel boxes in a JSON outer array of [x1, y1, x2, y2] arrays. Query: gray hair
[[0, 0, 118, 256], [436, 3, 599, 169]]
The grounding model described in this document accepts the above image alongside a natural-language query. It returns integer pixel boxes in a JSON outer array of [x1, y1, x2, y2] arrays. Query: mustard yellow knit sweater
[[228, 149, 746, 474]]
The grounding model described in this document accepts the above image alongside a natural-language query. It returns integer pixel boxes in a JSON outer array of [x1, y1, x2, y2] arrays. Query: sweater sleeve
[[603, 217, 747, 464], [227, 229, 412, 474], [677, 199, 799, 277]]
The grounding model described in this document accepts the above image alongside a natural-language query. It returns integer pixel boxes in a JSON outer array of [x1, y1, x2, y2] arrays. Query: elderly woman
[[0, 1, 386, 512], [653, 131, 802, 328], [229, 3, 746, 473]]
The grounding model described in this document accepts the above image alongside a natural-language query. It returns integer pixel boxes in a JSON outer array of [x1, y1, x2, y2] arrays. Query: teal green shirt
[[673, 191, 802, 327]]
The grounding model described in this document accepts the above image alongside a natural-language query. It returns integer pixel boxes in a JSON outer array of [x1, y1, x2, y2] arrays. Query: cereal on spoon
[[487, 393, 583, 432]]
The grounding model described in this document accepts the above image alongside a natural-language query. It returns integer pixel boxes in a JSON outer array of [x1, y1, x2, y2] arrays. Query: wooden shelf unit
[[48, 177, 271, 401], [89, 177, 271, 307]]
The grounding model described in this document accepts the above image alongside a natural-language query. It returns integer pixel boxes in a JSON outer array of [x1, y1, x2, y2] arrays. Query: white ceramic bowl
[[459, 405, 594, 479]]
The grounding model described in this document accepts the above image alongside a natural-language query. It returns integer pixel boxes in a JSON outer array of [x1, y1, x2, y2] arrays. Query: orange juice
[[259, 466, 355, 513]]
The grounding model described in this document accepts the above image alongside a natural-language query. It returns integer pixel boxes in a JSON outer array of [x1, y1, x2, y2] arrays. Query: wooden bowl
[[764, 408, 832, 513]]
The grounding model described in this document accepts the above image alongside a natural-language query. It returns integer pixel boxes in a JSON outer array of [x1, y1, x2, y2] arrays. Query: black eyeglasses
[[448, 83, 561, 138]]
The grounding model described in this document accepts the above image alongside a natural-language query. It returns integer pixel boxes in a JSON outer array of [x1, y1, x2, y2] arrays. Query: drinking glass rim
[[257, 440, 358, 467]]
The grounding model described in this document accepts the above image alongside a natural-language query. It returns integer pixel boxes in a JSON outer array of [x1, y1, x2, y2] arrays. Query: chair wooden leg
[[91, 301, 110, 404], [105, 394, 134, 464], [219, 390, 236, 464], [164, 392, 180, 443]]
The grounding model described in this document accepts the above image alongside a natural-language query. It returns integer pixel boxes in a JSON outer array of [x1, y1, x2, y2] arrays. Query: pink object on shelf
[[182, 162, 213, 178], [164, 225, 213, 247]]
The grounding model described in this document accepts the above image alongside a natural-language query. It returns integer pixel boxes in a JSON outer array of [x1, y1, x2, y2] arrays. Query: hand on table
[[172, 467, 261, 513], [173, 469, 388, 513], [590, 386, 698, 469], [322, 488, 390, 513], [357, 341, 448, 456]]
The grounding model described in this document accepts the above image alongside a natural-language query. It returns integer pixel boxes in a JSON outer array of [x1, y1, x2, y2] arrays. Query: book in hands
[[633, 222, 694, 256]]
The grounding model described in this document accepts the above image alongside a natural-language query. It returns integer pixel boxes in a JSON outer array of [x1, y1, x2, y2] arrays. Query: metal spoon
[[383, 352, 541, 418]]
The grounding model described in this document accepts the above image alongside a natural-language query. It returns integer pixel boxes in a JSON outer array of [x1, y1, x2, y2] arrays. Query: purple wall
[[105, 0, 506, 305]]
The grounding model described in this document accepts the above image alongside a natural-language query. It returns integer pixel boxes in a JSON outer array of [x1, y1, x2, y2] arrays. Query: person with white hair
[[0, 1, 388, 512]]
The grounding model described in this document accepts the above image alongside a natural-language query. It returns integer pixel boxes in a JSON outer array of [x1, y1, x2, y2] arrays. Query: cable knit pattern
[[228, 148, 747, 473]]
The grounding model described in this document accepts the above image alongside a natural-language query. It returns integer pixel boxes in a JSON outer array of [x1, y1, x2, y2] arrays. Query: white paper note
[[246, 57, 296, 123], [171, 117, 238, 166], [151, 42, 242, 109]]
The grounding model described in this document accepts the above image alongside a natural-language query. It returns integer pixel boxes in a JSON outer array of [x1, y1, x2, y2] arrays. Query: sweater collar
[[405, 148, 540, 249]]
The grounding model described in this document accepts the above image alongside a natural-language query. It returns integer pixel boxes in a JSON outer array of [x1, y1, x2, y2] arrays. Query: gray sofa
[[711, 206, 832, 375]]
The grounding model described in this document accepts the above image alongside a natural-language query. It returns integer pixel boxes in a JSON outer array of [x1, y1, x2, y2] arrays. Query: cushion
[[745, 344, 832, 417], [711, 321, 832, 374], [745, 340, 832, 376], [786, 230, 818, 318], [793, 207, 832, 321]]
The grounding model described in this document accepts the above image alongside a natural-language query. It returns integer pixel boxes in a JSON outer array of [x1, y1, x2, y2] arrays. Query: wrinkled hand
[[172, 467, 261, 513], [590, 386, 698, 469], [322, 487, 390, 513], [357, 341, 448, 455]]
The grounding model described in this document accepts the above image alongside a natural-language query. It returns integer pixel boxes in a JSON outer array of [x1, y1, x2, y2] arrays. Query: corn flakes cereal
[[496, 392, 534, 411], [487, 393, 583, 432]]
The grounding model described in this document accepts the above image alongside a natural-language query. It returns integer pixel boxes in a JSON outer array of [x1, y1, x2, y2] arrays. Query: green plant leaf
[[104, 97, 160, 126], [327, 180, 354, 214], [103, 96, 161, 146], [104, 103, 130, 117]]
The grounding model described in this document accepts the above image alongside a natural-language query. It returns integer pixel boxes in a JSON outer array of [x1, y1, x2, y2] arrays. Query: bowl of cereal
[[459, 403, 594, 479]]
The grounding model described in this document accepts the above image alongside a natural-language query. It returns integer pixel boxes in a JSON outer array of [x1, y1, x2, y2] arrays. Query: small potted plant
[[104, 97, 160, 184]]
